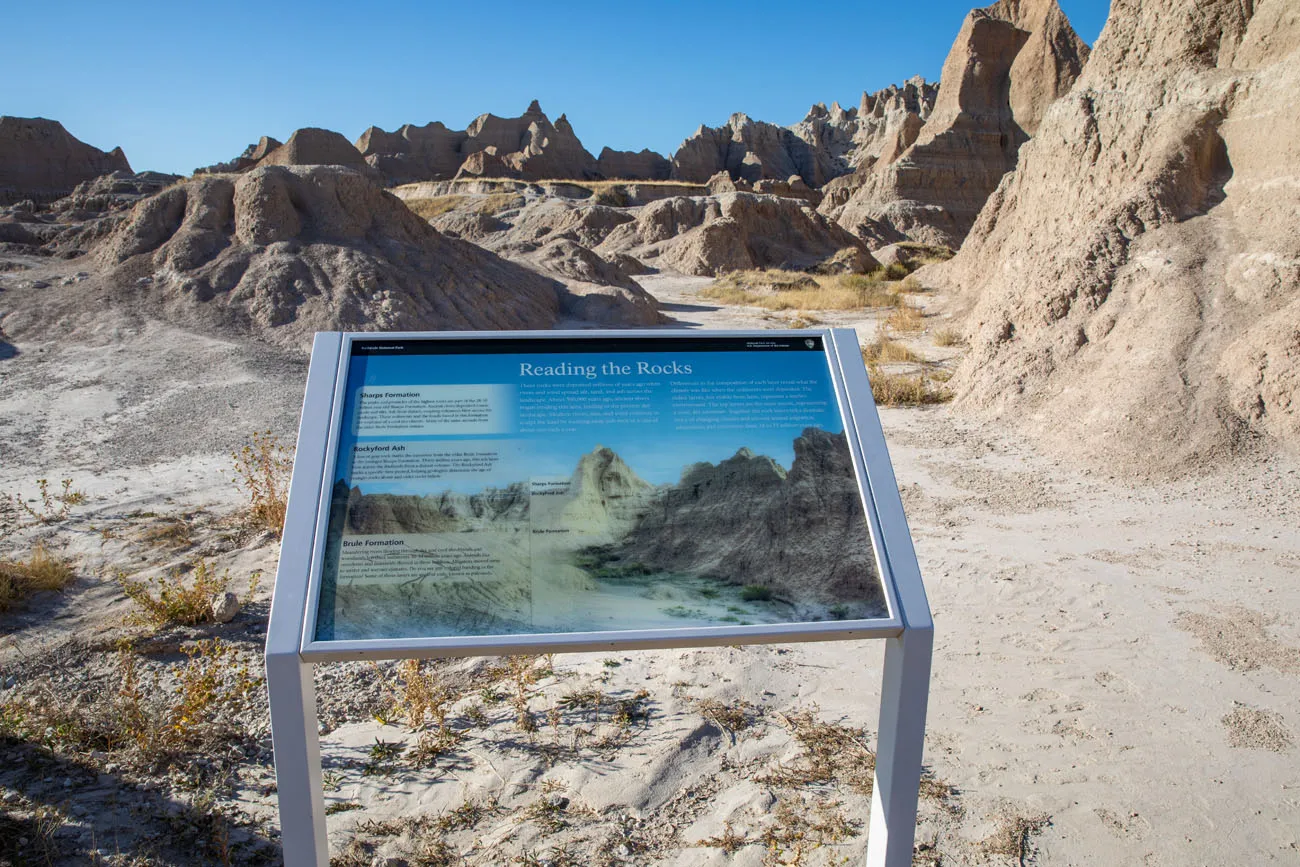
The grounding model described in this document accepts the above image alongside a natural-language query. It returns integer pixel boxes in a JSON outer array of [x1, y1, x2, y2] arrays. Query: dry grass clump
[[885, 300, 926, 333], [476, 192, 525, 215], [703, 269, 915, 311], [980, 811, 1051, 861], [933, 327, 964, 347], [862, 336, 921, 364], [230, 430, 293, 536], [761, 708, 877, 795], [116, 559, 244, 628], [868, 365, 953, 407], [404, 195, 467, 220], [0, 542, 74, 612]]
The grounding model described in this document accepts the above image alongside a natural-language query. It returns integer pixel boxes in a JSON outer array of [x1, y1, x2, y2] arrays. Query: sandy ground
[[1, 259, 1297, 865]]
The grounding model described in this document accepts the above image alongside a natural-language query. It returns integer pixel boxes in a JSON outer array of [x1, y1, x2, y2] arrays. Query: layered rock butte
[[0, 117, 131, 205], [930, 0, 1300, 472], [822, 0, 1090, 248]]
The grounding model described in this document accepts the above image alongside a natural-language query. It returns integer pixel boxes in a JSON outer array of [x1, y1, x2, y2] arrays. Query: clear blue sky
[[2, 0, 1110, 176]]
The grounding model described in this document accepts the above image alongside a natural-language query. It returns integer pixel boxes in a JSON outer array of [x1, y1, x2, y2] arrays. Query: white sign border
[[265, 328, 933, 867], [298, 328, 905, 662]]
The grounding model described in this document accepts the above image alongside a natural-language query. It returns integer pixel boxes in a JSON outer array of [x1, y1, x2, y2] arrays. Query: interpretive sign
[[267, 329, 932, 867], [308, 333, 893, 650]]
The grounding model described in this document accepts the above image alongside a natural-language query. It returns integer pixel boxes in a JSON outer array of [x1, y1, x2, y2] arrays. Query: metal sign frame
[[266, 328, 933, 867]]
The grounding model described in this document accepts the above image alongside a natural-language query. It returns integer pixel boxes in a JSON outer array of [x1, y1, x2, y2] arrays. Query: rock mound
[[931, 0, 1300, 473], [92, 165, 564, 346], [596, 192, 876, 276], [0, 117, 132, 205], [258, 128, 370, 171], [827, 0, 1088, 247]]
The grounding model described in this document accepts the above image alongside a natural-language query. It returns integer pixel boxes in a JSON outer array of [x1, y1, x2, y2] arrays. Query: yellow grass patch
[[885, 300, 926, 333], [867, 365, 953, 406], [0, 542, 74, 612], [404, 195, 468, 220], [862, 337, 921, 364], [702, 270, 912, 311]]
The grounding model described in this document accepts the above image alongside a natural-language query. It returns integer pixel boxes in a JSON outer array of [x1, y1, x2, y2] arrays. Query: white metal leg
[[267, 653, 328, 866], [865, 627, 934, 867]]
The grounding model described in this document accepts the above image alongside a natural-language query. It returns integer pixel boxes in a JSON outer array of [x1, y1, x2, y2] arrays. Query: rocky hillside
[[931, 0, 1299, 474], [84, 165, 569, 346], [610, 429, 885, 611], [823, 0, 1089, 248], [0, 117, 131, 205]]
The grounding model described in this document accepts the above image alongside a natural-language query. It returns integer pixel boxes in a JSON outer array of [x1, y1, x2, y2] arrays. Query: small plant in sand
[[867, 364, 953, 407], [932, 326, 963, 347], [1, 639, 261, 769], [694, 697, 757, 740], [885, 299, 926, 333], [116, 559, 253, 628], [8, 477, 86, 525], [861, 335, 922, 364], [230, 430, 293, 535], [0, 541, 74, 612]]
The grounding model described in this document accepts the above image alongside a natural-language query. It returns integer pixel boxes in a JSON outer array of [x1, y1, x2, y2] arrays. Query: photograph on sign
[[311, 335, 888, 642]]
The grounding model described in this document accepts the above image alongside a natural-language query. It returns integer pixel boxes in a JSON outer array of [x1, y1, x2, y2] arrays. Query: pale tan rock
[[210, 591, 240, 623], [929, 0, 1300, 474], [596, 192, 876, 277], [829, 0, 1089, 247]]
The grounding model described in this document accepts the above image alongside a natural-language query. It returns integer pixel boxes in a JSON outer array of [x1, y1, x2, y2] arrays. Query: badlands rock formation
[[0, 117, 132, 205], [88, 165, 566, 346], [611, 428, 885, 611], [358, 101, 600, 185], [933, 0, 1300, 473], [595, 192, 876, 276], [257, 128, 372, 172], [596, 147, 672, 181], [194, 136, 281, 174], [430, 197, 663, 324], [826, 0, 1089, 247]]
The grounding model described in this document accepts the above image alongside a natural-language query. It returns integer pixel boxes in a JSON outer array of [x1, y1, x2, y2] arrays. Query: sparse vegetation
[[0, 639, 261, 769], [867, 365, 953, 407], [933, 326, 963, 346], [230, 430, 293, 536], [116, 559, 249, 628], [477, 192, 526, 215], [885, 299, 926, 332], [404, 194, 468, 220], [8, 477, 85, 525], [981, 811, 1051, 862], [741, 584, 773, 602], [694, 697, 756, 735], [862, 335, 922, 364], [0, 541, 74, 612], [704, 269, 916, 311]]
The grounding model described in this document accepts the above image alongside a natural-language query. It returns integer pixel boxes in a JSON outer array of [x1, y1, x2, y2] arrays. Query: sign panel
[[305, 332, 894, 648]]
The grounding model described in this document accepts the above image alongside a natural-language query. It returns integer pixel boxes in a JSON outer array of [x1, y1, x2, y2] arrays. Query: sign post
[[266, 328, 932, 866]]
